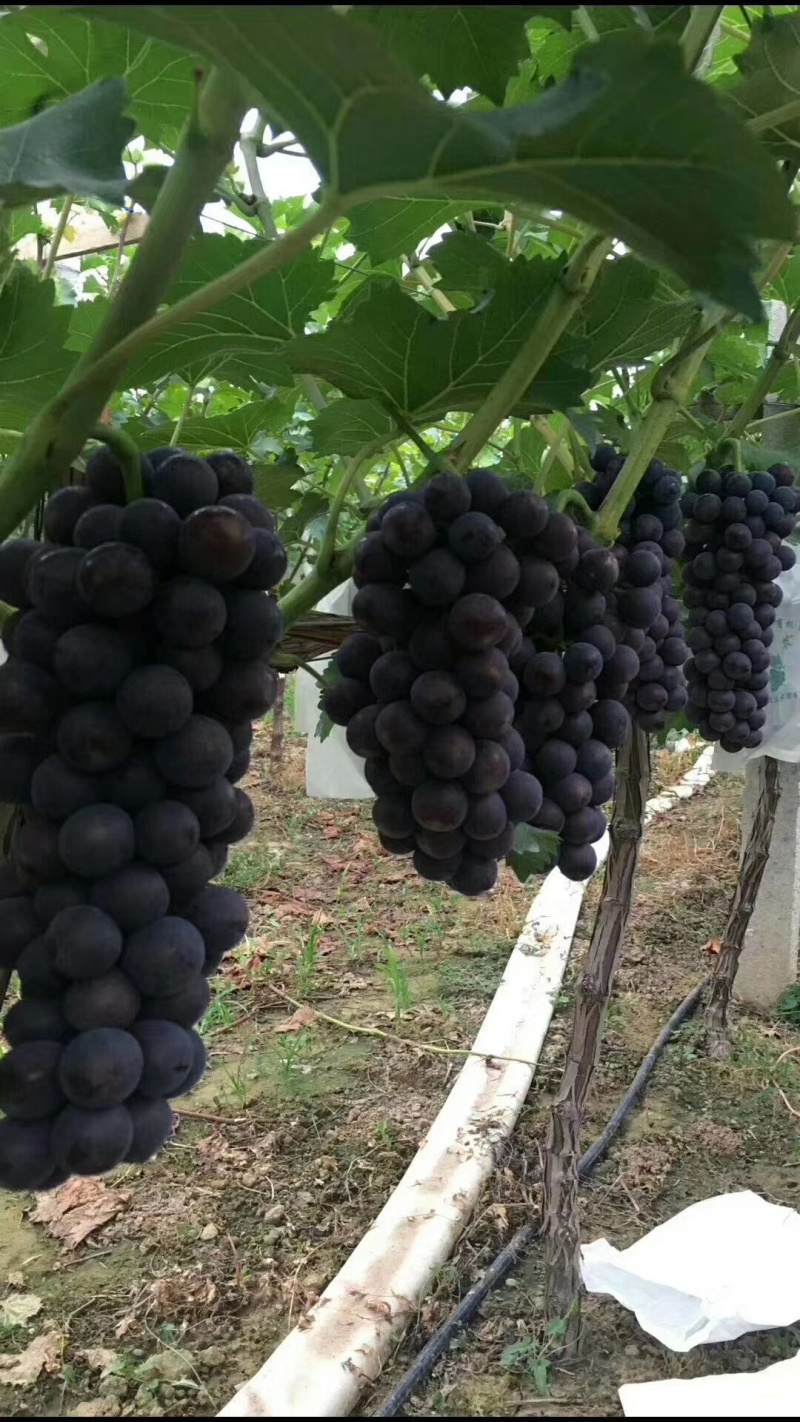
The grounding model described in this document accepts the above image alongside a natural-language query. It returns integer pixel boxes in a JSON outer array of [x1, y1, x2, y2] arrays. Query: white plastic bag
[[713, 564, 800, 774], [581, 1191, 800, 1352], [620, 1349, 800, 1418]]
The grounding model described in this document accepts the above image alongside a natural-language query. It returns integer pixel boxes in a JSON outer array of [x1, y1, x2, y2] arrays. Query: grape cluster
[[326, 468, 642, 891], [0, 443, 285, 1192], [579, 446, 690, 733], [325, 470, 545, 897], [680, 462, 798, 751]]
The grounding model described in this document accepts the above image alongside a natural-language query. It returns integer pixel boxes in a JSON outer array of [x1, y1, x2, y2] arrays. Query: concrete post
[[735, 758, 800, 1009]]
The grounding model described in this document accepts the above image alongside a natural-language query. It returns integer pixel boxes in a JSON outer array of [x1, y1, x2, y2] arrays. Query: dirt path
[[0, 724, 797, 1418]]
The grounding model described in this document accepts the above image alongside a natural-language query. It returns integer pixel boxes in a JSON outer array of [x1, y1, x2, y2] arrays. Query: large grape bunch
[[578, 446, 690, 733], [679, 462, 798, 751], [0, 443, 285, 1192], [325, 468, 637, 891]]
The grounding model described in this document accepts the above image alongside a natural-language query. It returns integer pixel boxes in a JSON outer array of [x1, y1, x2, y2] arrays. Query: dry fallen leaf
[[0, 1293, 42, 1327], [703, 938, 722, 956], [0, 1330, 61, 1386], [274, 1005, 316, 1034], [81, 1347, 119, 1374], [30, 1178, 131, 1249]]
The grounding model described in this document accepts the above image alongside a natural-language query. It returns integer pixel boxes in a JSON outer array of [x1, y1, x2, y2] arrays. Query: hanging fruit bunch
[[0, 441, 286, 1192]]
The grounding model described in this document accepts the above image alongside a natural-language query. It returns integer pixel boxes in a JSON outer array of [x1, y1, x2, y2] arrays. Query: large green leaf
[[347, 198, 469, 264], [356, 7, 565, 105], [69, 236, 336, 389], [0, 8, 195, 148], [0, 267, 77, 429], [0, 78, 132, 207], [124, 397, 298, 455], [725, 12, 800, 157], [85, 9, 793, 318], [285, 270, 591, 422], [311, 398, 398, 456]]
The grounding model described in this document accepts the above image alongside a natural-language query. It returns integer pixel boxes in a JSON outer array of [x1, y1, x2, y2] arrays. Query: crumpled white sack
[[581, 1191, 800, 1352], [619, 1349, 800, 1417]]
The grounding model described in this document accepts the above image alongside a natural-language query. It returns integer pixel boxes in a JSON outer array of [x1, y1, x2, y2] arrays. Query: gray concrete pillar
[[735, 758, 800, 1009]]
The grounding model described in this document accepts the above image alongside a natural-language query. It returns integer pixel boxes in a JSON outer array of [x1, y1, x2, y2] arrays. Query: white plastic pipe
[[219, 746, 715, 1418]]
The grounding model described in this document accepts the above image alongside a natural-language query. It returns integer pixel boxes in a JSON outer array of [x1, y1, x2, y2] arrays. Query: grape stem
[[0, 66, 250, 543], [554, 488, 595, 525], [87, 423, 143, 502], [41, 195, 74, 283], [724, 298, 800, 439], [448, 232, 614, 473], [316, 441, 382, 575], [680, 5, 724, 71]]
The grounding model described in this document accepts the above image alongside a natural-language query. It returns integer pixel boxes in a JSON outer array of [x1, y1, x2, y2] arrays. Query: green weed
[[380, 945, 411, 1022], [277, 1029, 313, 1089], [296, 922, 322, 995], [500, 1317, 568, 1397], [223, 843, 280, 893]]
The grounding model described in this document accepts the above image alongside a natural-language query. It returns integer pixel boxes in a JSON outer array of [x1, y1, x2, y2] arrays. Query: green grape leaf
[[252, 461, 307, 511], [0, 266, 77, 430], [561, 257, 694, 369], [83, 8, 793, 318], [311, 398, 398, 456], [277, 491, 330, 548], [725, 12, 800, 157], [315, 660, 343, 743], [0, 7, 195, 148], [286, 270, 592, 422], [356, 7, 565, 105], [126, 396, 299, 455], [429, 230, 509, 292], [506, 823, 561, 884], [346, 198, 470, 264], [69, 237, 335, 390], [0, 78, 133, 207]]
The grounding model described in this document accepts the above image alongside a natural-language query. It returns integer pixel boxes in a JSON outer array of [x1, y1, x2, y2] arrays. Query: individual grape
[[558, 842, 598, 881], [524, 652, 566, 697], [449, 854, 498, 896], [204, 659, 277, 721], [408, 617, 455, 672], [464, 792, 507, 841], [563, 642, 604, 684], [448, 511, 503, 564], [461, 691, 514, 739], [422, 470, 472, 526], [363, 758, 401, 797], [345, 704, 382, 758], [531, 512, 577, 562], [89, 862, 170, 933], [63, 970, 141, 1031], [73, 503, 125, 551], [589, 774, 615, 807], [324, 677, 373, 726], [161, 845, 214, 908], [26, 546, 87, 625], [148, 453, 219, 515], [218, 491, 274, 531], [352, 584, 417, 639], [422, 725, 475, 779], [0, 733, 49, 803], [59, 1027, 143, 1108], [122, 916, 205, 996], [377, 833, 416, 857], [152, 577, 227, 648], [178, 506, 256, 582], [58, 804, 135, 879], [533, 798, 566, 833], [454, 649, 507, 699], [55, 623, 136, 698], [118, 498, 181, 574], [353, 531, 407, 586], [416, 827, 466, 859], [134, 801, 201, 868], [0, 1120, 55, 1190], [336, 633, 382, 682], [591, 700, 631, 748], [373, 796, 415, 839], [413, 849, 462, 882], [573, 548, 619, 595], [516, 556, 560, 607], [183, 886, 248, 966], [174, 1029, 206, 1095], [410, 670, 466, 725], [125, 1095, 175, 1164], [131, 1021, 194, 1098], [575, 739, 613, 782], [174, 777, 236, 839], [4, 999, 70, 1046], [207, 451, 255, 497], [153, 715, 233, 788], [464, 468, 508, 516], [116, 664, 193, 738], [618, 586, 662, 629], [13, 812, 65, 883], [497, 491, 548, 540], [57, 702, 132, 774], [12, 610, 60, 668], [502, 771, 543, 822], [102, 750, 166, 812], [376, 701, 426, 754], [51, 1104, 133, 1176], [561, 807, 607, 845], [447, 594, 507, 651], [46, 904, 122, 979], [533, 739, 577, 785], [368, 651, 416, 705], [0, 1040, 63, 1114], [76, 542, 156, 619], [411, 780, 469, 832], [17, 934, 64, 998], [218, 589, 281, 660], [139, 972, 210, 1029], [0, 538, 40, 608], [217, 788, 253, 846], [407, 548, 466, 607], [158, 641, 222, 694], [463, 545, 520, 599], [43, 485, 95, 545]]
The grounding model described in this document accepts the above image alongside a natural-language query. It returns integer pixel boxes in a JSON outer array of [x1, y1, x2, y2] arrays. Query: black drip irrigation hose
[[373, 975, 710, 1418]]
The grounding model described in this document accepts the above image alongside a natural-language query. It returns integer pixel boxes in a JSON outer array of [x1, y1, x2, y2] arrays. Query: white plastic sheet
[[581, 1191, 800, 1352], [293, 579, 373, 800], [620, 1349, 800, 1418]]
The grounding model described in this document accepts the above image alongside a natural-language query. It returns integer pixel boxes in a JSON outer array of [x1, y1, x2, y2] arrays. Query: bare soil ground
[[0, 717, 798, 1418]]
